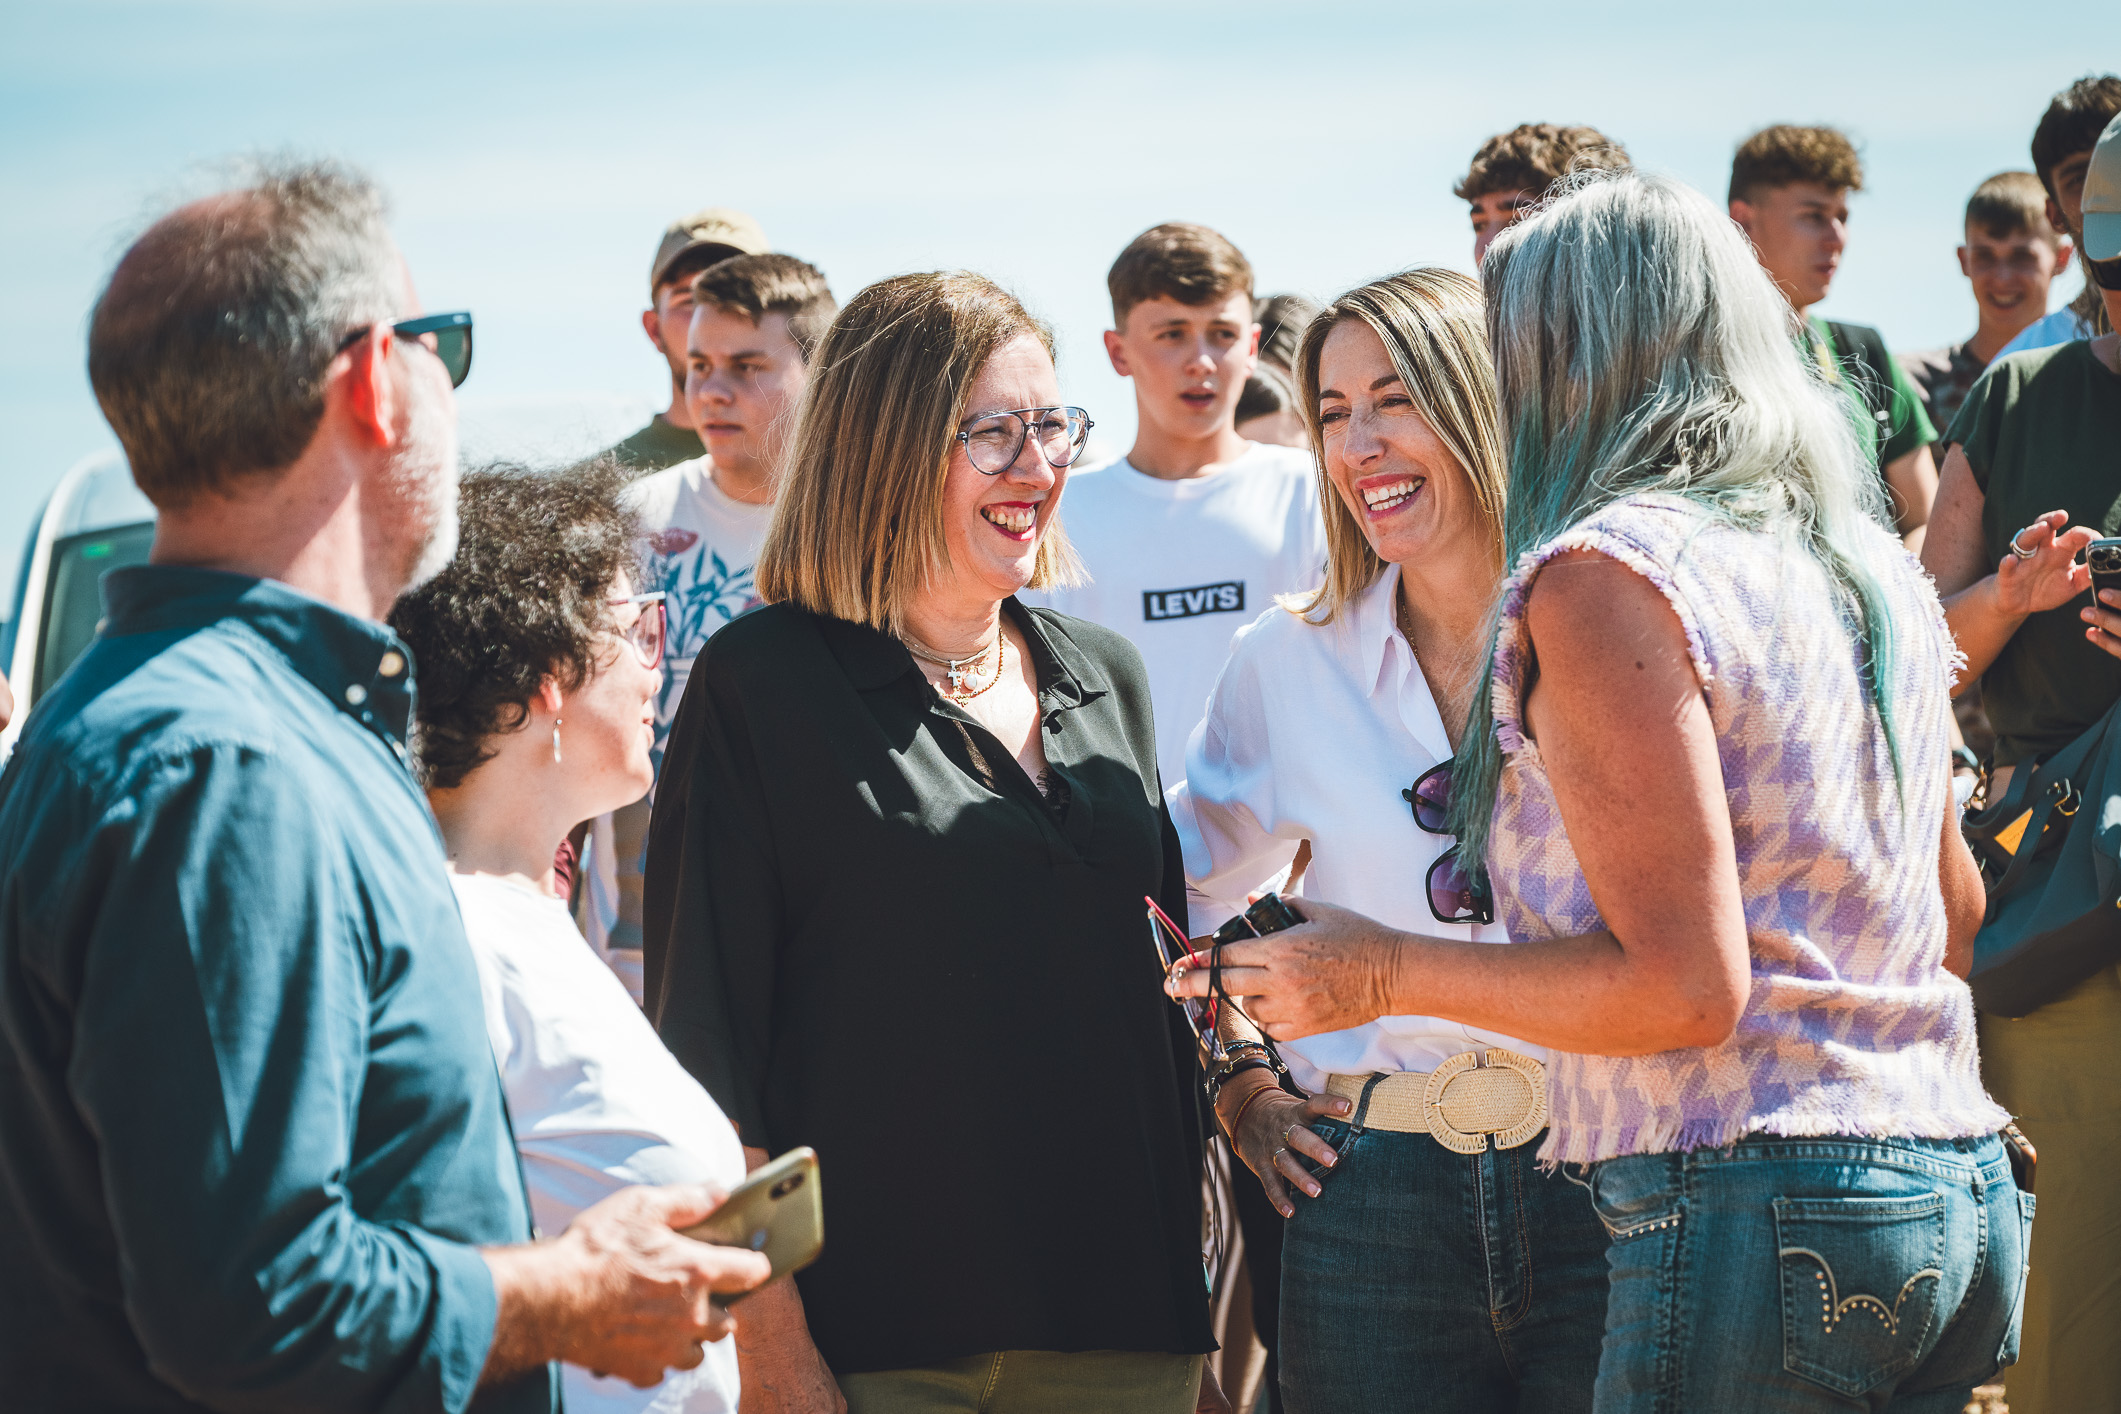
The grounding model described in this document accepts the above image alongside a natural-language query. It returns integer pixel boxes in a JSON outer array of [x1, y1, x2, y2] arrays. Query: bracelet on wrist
[[1206, 1056, 1275, 1105], [1219, 1070, 1283, 1140]]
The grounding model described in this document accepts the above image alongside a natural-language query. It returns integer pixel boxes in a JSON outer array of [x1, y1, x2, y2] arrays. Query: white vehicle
[[1, 451, 155, 757]]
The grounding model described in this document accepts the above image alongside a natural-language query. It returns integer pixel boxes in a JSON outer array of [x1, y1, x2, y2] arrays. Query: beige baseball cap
[[649, 207, 769, 296], [2083, 112, 2121, 263]]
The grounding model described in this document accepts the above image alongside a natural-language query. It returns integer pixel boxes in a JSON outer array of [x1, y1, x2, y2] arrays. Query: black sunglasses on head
[[337, 311, 474, 388]]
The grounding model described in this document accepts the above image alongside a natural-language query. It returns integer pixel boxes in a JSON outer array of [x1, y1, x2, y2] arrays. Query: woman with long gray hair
[[1168, 171, 2027, 1409]]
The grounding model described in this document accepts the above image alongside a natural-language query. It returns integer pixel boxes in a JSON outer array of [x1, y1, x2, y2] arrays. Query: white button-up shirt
[[1168, 564, 1545, 1095]]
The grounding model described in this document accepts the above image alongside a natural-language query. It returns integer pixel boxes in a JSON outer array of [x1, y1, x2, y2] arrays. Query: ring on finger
[[2009, 527, 2038, 560], [1272, 1145, 1288, 1163]]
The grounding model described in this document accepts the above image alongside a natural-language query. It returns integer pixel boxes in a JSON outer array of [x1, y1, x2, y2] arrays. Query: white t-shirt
[[1994, 305, 2096, 361], [452, 872, 748, 1414], [1028, 442, 1325, 788], [1167, 565, 1543, 1095], [582, 457, 774, 997]]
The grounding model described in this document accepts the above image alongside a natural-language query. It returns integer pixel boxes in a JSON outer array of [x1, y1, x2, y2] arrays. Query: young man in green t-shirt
[[589, 207, 770, 476], [1730, 125, 1939, 549]]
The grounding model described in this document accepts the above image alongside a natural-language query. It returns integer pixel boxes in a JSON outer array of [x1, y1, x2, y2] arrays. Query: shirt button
[[377, 651, 406, 678], [345, 683, 369, 706]]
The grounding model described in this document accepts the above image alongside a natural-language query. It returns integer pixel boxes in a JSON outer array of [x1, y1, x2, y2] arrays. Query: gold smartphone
[[680, 1146, 823, 1299]]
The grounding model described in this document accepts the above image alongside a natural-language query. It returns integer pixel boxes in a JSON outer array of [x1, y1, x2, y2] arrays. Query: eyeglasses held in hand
[[1403, 760, 1495, 926], [607, 591, 667, 668], [1146, 895, 1225, 1063], [956, 406, 1094, 475], [336, 311, 475, 388]]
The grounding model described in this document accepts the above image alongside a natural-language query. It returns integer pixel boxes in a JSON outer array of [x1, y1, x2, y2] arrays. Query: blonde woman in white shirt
[[1170, 271, 1609, 1413], [391, 464, 842, 1414]]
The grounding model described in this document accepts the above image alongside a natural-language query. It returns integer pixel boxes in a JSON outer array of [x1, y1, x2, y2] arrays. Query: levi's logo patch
[[1143, 581, 1245, 621]]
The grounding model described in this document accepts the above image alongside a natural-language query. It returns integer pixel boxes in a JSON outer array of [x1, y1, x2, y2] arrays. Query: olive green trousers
[[1978, 962, 2121, 1414], [839, 1350, 1203, 1414]]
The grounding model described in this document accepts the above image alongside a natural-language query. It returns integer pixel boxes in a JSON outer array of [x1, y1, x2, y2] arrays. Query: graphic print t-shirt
[[1027, 442, 1325, 788], [582, 457, 773, 995]]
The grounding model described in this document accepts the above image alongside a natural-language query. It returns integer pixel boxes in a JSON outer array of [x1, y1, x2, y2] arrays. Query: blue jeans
[[1278, 1122, 1611, 1413], [1585, 1134, 2032, 1412]]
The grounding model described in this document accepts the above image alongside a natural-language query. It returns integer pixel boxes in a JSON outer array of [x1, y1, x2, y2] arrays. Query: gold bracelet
[[1221, 1076, 1283, 1141]]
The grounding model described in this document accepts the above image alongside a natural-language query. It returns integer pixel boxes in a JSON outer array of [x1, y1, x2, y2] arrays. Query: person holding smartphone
[[1170, 269, 1609, 1413], [1917, 111, 2121, 1414]]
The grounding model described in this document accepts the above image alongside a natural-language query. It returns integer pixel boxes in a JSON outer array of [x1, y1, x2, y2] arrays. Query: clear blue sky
[[0, 0, 2103, 607]]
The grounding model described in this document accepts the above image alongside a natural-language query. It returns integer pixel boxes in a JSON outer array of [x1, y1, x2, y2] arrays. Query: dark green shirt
[[594, 414, 704, 476], [643, 600, 1214, 1376], [1949, 341, 2121, 767], [0, 567, 551, 1413], [1805, 315, 1939, 468]]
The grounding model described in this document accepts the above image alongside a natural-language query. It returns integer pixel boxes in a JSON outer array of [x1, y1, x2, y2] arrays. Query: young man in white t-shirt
[[582, 254, 837, 991], [1030, 222, 1326, 789]]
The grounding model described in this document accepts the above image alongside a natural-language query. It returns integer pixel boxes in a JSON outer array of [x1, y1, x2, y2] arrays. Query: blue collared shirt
[[0, 566, 554, 1413]]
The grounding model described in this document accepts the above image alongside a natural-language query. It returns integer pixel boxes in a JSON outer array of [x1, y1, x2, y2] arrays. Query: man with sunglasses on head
[[0, 161, 772, 1412], [577, 254, 837, 1002], [587, 207, 771, 476]]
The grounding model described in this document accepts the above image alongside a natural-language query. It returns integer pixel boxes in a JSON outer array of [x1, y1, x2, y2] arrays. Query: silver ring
[[2009, 528, 2038, 560], [1282, 1123, 1298, 1144]]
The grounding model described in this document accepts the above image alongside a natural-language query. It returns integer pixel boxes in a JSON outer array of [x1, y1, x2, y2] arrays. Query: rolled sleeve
[[68, 747, 497, 1414], [1170, 646, 1302, 933]]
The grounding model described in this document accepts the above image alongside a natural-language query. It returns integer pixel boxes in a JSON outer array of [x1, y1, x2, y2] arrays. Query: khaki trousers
[[1978, 962, 2121, 1414], [839, 1351, 1203, 1414]]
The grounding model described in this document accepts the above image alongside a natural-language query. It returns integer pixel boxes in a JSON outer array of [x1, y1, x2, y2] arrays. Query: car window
[[36, 523, 155, 704]]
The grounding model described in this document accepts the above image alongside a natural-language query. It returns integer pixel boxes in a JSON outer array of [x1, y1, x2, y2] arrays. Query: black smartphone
[[2087, 537, 2121, 605]]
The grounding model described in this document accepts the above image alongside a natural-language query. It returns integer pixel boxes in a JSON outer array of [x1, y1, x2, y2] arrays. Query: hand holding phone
[[679, 1146, 823, 1300]]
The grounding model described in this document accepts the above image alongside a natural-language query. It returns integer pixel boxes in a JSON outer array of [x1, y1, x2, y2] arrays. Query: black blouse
[[643, 599, 1214, 1375]]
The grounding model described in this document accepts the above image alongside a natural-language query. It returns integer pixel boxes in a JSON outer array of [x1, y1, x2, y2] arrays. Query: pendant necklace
[[904, 628, 1004, 699]]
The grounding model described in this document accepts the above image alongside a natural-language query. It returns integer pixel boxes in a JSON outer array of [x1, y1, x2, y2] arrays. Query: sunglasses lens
[[1427, 851, 1491, 925], [436, 326, 472, 387], [1410, 765, 1452, 833]]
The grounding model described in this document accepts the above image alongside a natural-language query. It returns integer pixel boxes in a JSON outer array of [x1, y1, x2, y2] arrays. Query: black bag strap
[[1984, 714, 2115, 903]]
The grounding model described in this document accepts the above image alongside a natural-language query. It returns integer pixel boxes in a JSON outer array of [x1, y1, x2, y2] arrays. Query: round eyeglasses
[[956, 406, 1094, 475], [1402, 760, 1495, 926], [607, 591, 667, 668]]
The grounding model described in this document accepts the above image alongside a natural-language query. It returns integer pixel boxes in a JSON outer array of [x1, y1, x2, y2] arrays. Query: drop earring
[[552, 717, 563, 764]]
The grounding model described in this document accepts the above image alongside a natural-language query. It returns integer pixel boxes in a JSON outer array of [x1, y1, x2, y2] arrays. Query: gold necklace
[[905, 630, 1006, 699]]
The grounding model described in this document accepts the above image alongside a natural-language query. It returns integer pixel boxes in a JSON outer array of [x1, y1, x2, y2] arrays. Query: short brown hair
[[88, 160, 400, 509], [691, 253, 838, 361], [1454, 124, 1631, 203], [757, 272, 1080, 637], [1966, 171, 2060, 241], [1729, 125, 1864, 205], [1107, 223, 1253, 327], [2031, 75, 2121, 200]]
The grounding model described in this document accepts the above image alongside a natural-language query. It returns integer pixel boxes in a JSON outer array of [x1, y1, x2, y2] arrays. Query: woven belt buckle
[[1421, 1048, 1548, 1154]]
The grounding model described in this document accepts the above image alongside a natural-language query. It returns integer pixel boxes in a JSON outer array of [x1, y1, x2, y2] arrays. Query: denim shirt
[[0, 567, 554, 1413]]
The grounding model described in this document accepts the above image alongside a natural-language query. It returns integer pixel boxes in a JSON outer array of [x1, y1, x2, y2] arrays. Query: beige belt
[[1322, 1048, 1549, 1154]]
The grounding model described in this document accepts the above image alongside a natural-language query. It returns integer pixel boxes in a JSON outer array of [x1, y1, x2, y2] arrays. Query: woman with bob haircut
[[1171, 268, 1610, 1412], [644, 271, 1224, 1413], [1168, 173, 2027, 1410]]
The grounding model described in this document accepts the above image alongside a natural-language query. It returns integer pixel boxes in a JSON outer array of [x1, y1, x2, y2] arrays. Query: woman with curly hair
[[389, 461, 836, 1414]]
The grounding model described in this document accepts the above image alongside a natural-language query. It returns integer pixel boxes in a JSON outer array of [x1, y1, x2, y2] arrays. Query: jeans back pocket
[[1774, 1192, 1948, 1397]]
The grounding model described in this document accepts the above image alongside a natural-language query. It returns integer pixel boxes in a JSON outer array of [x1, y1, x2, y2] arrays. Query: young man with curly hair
[[1730, 124, 1939, 548], [1454, 122, 1631, 263], [578, 253, 837, 997]]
